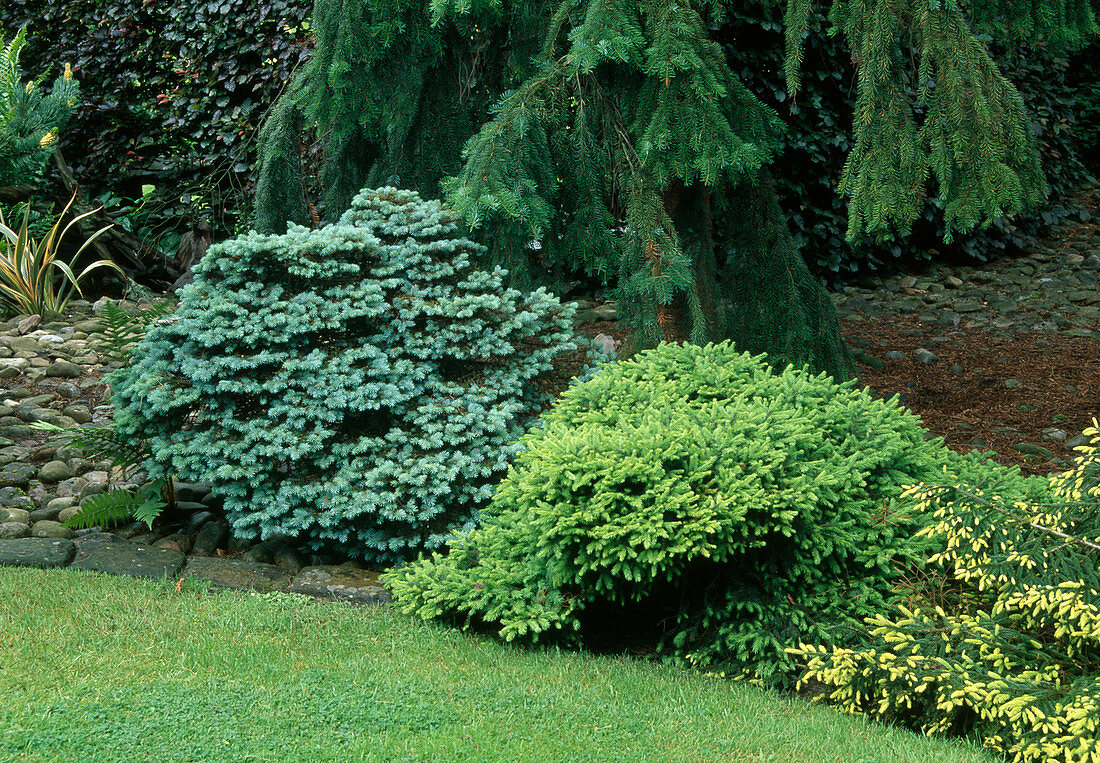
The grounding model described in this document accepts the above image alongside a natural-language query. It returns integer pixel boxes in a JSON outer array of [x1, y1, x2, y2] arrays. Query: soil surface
[[843, 317, 1098, 476]]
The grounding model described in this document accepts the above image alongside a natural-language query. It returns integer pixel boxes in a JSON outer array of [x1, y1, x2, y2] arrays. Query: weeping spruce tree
[[255, 0, 1096, 378]]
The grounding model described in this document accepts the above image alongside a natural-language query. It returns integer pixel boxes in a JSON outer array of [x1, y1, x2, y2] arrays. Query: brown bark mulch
[[844, 318, 1100, 476]]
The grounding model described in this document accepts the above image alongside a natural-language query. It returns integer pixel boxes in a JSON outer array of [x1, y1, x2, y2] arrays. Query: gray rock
[[857, 355, 886, 369], [55, 477, 89, 498], [592, 303, 617, 320], [186, 511, 215, 532], [5, 338, 39, 354], [28, 506, 61, 522], [0, 537, 75, 568], [949, 364, 965, 373], [1, 507, 31, 523], [273, 546, 305, 574], [0, 358, 29, 373], [884, 351, 906, 360], [193, 521, 229, 555], [14, 404, 44, 423], [154, 533, 193, 554], [954, 302, 984, 313], [55, 382, 81, 399], [46, 496, 76, 511], [114, 521, 151, 540], [592, 333, 618, 355], [181, 557, 292, 592], [1004, 379, 1024, 389], [71, 535, 185, 579], [37, 460, 71, 483], [78, 481, 107, 500], [1013, 443, 1055, 460], [61, 405, 92, 424], [65, 457, 93, 475], [129, 532, 162, 546], [43, 361, 83, 378], [173, 501, 209, 514], [57, 506, 82, 524], [0, 464, 37, 488], [16, 315, 40, 334], [227, 534, 253, 553], [1040, 427, 1068, 442], [0, 486, 24, 506], [240, 537, 289, 565], [914, 348, 940, 363], [0, 521, 31, 539], [289, 565, 392, 605], [83, 470, 110, 485], [31, 520, 75, 539], [1064, 434, 1092, 451], [172, 482, 213, 504]]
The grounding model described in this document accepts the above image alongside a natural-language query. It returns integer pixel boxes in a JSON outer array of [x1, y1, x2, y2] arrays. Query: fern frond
[[30, 421, 149, 473], [94, 300, 174, 364], [64, 481, 166, 530]]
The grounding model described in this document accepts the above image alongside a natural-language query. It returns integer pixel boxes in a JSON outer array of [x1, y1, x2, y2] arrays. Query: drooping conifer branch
[[253, 0, 1097, 378]]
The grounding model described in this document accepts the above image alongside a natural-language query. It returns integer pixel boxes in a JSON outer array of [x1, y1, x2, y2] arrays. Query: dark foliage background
[[0, 0, 311, 254], [1068, 41, 1100, 175], [722, 10, 1092, 281]]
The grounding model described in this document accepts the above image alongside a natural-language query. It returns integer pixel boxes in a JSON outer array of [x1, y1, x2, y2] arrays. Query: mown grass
[[0, 568, 993, 762]]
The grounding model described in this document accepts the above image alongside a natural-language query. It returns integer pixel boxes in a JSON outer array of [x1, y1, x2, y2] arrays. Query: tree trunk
[[661, 180, 718, 344], [0, 185, 34, 203], [51, 150, 162, 280], [721, 171, 855, 380]]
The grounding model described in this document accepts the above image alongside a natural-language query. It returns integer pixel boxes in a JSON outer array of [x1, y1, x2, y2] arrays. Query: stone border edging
[[0, 535, 392, 605]]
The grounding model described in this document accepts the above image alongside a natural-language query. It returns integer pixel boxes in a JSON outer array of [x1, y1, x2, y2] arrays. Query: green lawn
[[0, 568, 993, 762]]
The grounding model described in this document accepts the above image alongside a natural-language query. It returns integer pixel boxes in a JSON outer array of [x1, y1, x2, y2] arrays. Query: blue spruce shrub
[[385, 342, 1049, 685], [109, 187, 578, 562]]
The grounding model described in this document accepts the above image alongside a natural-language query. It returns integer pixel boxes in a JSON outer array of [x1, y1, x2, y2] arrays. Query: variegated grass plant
[[0, 191, 119, 315]]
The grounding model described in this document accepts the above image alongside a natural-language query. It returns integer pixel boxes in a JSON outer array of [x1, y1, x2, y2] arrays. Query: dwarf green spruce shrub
[[109, 187, 577, 562], [386, 342, 1047, 685]]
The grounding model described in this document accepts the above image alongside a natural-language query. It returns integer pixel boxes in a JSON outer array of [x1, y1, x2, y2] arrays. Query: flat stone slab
[[289, 565, 392, 605], [0, 538, 75, 568], [181, 557, 292, 592], [71, 534, 185, 579]]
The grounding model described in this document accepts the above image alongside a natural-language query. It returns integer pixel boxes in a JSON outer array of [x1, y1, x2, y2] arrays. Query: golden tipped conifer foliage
[[795, 423, 1100, 762]]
